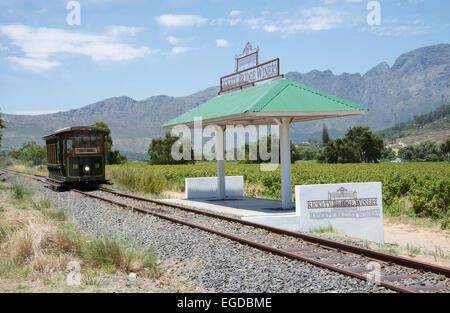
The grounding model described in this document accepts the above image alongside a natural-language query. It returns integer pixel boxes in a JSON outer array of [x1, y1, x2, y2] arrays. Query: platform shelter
[[163, 77, 368, 209]]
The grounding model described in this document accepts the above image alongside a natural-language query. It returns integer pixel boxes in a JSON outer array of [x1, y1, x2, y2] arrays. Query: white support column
[[216, 125, 226, 200], [279, 118, 293, 209]]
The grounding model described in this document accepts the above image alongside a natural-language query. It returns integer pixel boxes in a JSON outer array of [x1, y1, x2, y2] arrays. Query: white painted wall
[[295, 182, 384, 244], [186, 176, 244, 199]]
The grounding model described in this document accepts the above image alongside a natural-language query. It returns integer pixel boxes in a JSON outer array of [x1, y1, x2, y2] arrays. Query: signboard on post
[[235, 42, 259, 72], [295, 182, 384, 243], [219, 42, 283, 94]]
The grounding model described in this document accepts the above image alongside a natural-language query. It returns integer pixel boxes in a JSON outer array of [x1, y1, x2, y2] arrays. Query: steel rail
[[72, 188, 416, 293], [97, 187, 450, 278], [1, 168, 449, 293]]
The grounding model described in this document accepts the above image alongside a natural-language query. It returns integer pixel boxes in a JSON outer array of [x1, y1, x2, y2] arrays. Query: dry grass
[[0, 175, 206, 292], [0, 189, 159, 291], [7, 164, 48, 177], [0, 209, 76, 277]]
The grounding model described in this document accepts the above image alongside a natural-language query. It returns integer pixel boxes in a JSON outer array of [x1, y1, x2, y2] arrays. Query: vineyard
[[107, 162, 450, 229]]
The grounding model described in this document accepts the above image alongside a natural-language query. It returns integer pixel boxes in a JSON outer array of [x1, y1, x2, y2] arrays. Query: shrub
[[39, 199, 51, 209], [42, 209, 68, 221], [80, 237, 158, 276], [10, 183, 33, 200]]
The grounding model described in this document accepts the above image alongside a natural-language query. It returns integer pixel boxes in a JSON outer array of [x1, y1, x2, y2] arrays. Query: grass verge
[[0, 186, 160, 291]]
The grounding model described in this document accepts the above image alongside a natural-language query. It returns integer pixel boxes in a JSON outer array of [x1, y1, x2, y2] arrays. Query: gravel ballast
[[6, 174, 393, 293]]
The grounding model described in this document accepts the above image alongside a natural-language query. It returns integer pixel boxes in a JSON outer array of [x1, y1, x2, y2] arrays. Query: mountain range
[[2, 43, 449, 155]]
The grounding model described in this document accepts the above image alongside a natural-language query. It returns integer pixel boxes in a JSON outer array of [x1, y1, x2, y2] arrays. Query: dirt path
[[380, 217, 449, 267]]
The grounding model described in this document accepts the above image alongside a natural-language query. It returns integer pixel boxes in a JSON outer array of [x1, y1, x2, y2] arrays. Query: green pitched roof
[[163, 78, 367, 128]]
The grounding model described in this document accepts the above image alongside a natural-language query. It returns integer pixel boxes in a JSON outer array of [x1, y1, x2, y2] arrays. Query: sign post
[[219, 42, 283, 94]]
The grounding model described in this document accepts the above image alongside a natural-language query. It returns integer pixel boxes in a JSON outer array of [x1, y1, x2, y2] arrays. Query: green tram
[[43, 126, 109, 190]]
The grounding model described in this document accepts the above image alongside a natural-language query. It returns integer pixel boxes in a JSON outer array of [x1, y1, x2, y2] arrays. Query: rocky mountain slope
[[375, 103, 450, 150], [2, 44, 449, 154]]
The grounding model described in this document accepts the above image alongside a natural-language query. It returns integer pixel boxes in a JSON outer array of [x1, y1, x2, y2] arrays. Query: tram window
[[67, 139, 73, 153], [75, 135, 97, 148], [97, 135, 103, 153]]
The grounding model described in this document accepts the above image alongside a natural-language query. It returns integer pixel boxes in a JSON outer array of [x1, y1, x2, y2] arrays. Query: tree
[[318, 126, 383, 163], [148, 132, 194, 165], [399, 141, 443, 162], [381, 147, 396, 161], [9, 141, 46, 166], [441, 137, 450, 161], [318, 138, 360, 163], [91, 121, 127, 165], [345, 126, 384, 163], [109, 149, 127, 164], [322, 123, 330, 145], [398, 146, 415, 161], [292, 145, 320, 161], [0, 111, 5, 147]]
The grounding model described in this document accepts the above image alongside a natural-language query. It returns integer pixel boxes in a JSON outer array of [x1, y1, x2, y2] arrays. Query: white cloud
[[230, 10, 242, 17], [36, 8, 48, 14], [0, 43, 7, 51], [106, 25, 141, 38], [366, 24, 429, 36], [211, 17, 241, 26], [363, 18, 430, 37], [0, 24, 158, 72], [216, 39, 230, 47], [167, 36, 182, 45], [246, 17, 266, 30], [10, 109, 59, 115], [345, 0, 362, 3], [245, 7, 349, 35], [157, 13, 240, 28], [156, 7, 357, 36], [6, 57, 61, 72], [263, 25, 278, 32], [171, 46, 194, 54], [157, 14, 208, 27], [166, 35, 194, 45]]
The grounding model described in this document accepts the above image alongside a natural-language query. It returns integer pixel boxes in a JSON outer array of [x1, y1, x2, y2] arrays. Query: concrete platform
[[242, 215, 302, 232], [161, 197, 302, 232], [160, 197, 295, 218]]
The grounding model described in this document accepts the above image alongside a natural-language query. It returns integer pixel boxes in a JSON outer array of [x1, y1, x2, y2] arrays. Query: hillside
[[376, 103, 450, 150], [2, 43, 450, 154]]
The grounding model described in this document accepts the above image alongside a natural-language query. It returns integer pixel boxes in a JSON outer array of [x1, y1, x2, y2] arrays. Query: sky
[[0, 0, 448, 115]]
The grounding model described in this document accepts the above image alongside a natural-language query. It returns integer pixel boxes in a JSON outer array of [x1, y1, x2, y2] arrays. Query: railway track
[[1, 168, 449, 293]]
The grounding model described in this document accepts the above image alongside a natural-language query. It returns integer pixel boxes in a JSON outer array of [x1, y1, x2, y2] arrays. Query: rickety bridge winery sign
[[295, 182, 384, 243], [219, 43, 283, 94]]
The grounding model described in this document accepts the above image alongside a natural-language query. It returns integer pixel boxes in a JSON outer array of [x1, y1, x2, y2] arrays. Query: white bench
[[185, 176, 244, 199]]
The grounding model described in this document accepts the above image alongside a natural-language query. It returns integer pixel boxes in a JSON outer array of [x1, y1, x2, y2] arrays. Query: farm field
[[107, 162, 450, 229]]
